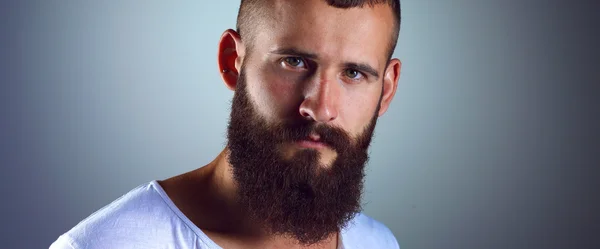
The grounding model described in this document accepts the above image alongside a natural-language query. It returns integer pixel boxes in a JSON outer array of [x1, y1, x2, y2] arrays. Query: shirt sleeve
[[391, 234, 400, 249], [49, 235, 77, 249]]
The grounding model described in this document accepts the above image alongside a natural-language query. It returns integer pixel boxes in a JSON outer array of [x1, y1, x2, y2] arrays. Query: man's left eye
[[344, 69, 362, 79]]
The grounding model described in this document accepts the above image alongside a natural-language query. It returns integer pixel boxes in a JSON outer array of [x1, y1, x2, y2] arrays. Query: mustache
[[271, 119, 353, 152]]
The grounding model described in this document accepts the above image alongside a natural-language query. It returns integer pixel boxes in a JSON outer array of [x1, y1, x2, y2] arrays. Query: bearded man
[[50, 0, 402, 248]]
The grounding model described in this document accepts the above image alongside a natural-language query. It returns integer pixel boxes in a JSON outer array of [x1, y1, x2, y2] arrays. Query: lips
[[296, 134, 328, 149]]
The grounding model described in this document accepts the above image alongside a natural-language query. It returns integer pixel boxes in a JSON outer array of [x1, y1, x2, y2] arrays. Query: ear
[[218, 29, 245, 91], [378, 58, 401, 116]]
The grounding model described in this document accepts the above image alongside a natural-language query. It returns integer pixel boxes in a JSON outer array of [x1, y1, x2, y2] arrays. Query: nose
[[299, 73, 339, 123]]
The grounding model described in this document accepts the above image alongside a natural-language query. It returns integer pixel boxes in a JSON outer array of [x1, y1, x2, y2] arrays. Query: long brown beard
[[226, 68, 380, 245]]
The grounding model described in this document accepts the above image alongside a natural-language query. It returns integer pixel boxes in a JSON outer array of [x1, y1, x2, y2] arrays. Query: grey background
[[1, 0, 599, 248]]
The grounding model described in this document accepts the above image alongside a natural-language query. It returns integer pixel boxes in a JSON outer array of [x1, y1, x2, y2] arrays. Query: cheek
[[338, 88, 380, 135], [248, 69, 300, 120]]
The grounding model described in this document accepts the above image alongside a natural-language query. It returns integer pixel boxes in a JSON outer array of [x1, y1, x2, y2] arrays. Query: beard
[[226, 69, 380, 245]]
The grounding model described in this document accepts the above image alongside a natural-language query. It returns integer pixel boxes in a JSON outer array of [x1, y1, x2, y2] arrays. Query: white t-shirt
[[50, 181, 400, 249]]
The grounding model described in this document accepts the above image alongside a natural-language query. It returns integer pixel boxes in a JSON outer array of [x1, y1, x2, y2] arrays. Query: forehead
[[251, 0, 394, 68]]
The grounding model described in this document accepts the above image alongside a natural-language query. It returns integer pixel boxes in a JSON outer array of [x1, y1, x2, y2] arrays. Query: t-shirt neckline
[[150, 180, 345, 249]]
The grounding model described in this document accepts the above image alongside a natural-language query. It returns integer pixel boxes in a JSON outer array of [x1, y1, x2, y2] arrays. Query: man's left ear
[[378, 58, 401, 116]]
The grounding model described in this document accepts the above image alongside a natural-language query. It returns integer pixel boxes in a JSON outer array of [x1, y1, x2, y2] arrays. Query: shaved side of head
[[236, 0, 401, 59]]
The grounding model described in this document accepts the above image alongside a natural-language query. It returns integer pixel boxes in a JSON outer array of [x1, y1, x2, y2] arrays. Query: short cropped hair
[[236, 0, 401, 60]]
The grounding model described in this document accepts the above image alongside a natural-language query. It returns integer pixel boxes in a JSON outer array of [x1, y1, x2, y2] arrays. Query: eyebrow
[[269, 47, 380, 79], [270, 48, 318, 60]]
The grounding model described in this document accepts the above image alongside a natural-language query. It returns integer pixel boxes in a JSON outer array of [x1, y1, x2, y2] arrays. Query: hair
[[236, 0, 401, 60]]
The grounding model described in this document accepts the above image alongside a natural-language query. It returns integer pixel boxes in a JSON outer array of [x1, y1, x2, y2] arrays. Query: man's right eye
[[282, 57, 306, 68]]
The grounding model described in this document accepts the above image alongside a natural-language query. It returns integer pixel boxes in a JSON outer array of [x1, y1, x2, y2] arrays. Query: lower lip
[[296, 140, 327, 149]]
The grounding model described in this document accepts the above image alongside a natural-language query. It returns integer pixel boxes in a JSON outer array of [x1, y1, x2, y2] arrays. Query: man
[[50, 0, 402, 248]]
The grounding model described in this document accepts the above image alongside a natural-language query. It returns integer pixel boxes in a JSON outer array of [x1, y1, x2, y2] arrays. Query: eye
[[282, 57, 306, 68], [344, 69, 363, 80]]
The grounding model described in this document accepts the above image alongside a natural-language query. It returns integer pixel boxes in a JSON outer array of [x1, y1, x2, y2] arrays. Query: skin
[[159, 0, 401, 248]]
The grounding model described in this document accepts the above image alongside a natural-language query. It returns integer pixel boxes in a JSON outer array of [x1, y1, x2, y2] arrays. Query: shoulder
[[50, 181, 195, 249], [341, 213, 400, 249]]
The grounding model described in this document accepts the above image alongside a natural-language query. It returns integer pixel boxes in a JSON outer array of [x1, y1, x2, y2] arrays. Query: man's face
[[225, 0, 396, 245], [240, 0, 395, 166], [228, 69, 377, 245]]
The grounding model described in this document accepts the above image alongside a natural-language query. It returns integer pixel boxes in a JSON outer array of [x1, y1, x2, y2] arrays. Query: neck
[[198, 149, 253, 234]]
